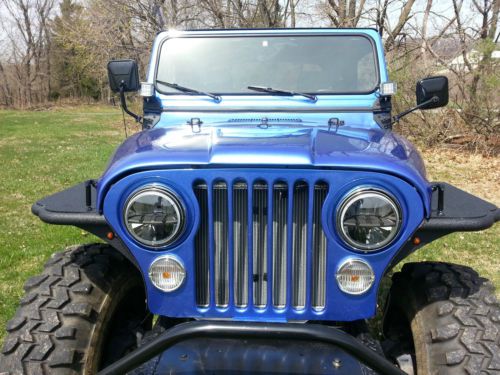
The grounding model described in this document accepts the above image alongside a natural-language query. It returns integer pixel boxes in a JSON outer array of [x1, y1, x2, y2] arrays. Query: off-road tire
[[0, 244, 149, 375], [384, 262, 500, 375]]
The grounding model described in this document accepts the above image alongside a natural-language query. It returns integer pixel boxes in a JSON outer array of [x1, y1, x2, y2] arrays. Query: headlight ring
[[124, 185, 186, 248], [336, 187, 402, 251]]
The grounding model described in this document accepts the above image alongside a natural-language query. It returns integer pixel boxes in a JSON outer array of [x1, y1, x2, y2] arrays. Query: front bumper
[[98, 321, 405, 375]]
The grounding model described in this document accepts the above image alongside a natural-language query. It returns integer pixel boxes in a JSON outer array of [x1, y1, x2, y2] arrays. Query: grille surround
[[103, 168, 423, 322]]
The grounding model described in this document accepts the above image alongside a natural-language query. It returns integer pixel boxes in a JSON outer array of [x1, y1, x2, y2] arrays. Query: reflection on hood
[[101, 123, 426, 193]]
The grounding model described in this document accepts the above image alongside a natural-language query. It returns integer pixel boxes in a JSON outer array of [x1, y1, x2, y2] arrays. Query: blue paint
[[97, 29, 433, 322], [103, 169, 424, 322], [97, 125, 430, 215]]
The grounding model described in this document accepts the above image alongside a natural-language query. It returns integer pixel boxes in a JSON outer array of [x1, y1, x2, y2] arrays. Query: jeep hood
[[97, 124, 430, 211]]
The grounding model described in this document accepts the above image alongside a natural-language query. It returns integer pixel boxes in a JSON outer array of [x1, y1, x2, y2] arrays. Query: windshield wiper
[[247, 85, 317, 102], [156, 80, 221, 102]]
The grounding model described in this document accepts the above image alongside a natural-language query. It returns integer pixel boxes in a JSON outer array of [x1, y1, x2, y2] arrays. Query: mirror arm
[[119, 83, 142, 123], [391, 96, 439, 125]]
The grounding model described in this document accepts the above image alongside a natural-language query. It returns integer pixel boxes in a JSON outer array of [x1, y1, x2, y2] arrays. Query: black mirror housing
[[107, 59, 140, 93], [416, 76, 449, 109]]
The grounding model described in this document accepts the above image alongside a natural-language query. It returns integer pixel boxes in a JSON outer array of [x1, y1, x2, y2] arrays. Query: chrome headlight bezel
[[123, 185, 186, 248], [336, 187, 402, 251]]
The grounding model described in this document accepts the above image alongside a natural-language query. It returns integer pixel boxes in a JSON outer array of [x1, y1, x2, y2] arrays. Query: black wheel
[[383, 262, 500, 375], [0, 244, 151, 375]]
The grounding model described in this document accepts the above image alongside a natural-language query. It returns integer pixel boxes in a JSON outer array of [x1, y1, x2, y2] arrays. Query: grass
[[0, 107, 498, 344], [399, 149, 499, 288], [0, 106, 126, 344]]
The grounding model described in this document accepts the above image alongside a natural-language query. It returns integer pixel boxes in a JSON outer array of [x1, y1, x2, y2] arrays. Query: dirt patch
[[422, 148, 500, 206]]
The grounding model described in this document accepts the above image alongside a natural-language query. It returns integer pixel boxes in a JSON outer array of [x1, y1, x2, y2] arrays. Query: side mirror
[[107, 59, 140, 93], [392, 75, 449, 126], [416, 76, 448, 109]]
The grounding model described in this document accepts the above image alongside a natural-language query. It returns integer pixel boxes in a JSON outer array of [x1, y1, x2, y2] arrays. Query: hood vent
[[227, 117, 303, 123]]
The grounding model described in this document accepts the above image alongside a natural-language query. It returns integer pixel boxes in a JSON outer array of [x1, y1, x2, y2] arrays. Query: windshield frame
[[154, 31, 381, 97]]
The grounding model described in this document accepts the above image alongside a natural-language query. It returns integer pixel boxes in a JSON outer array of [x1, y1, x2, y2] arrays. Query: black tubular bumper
[[31, 180, 140, 269], [420, 182, 499, 232], [97, 321, 405, 375], [31, 180, 106, 226], [32, 181, 498, 232], [388, 182, 499, 269]]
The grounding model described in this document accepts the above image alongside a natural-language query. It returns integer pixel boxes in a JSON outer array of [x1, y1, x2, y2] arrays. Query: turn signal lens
[[149, 256, 186, 292], [336, 259, 375, 295]]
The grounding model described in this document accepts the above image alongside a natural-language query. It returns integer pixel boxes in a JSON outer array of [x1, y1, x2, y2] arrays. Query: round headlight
[[337, 188, 401, 251], [124, 186, 185, 248], [336, 259, 375, 295], [149, 256, 186, 292]]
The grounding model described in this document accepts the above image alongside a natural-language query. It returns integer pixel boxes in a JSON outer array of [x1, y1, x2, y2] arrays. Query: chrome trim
[[312, 182, 328, 310], [336, 187, 402, 251], [194, 184, 209, 306], [272, 182, 288, 308], [252, 181, 268, 308], [292, 182, 308, 309], [194, 179, 328, 311], [123, 185, 186, 248], [213, 181, 229, 307], [233, 181, 249, 308]]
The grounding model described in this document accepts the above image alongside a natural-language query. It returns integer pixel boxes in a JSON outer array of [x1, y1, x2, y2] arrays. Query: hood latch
[[187, 118, 203, 133], [328, 118, 345, 132]]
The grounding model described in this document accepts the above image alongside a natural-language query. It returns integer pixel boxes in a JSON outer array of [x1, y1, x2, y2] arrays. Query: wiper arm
[[247, 85, 317, 102], [156, 80, 221, 102]]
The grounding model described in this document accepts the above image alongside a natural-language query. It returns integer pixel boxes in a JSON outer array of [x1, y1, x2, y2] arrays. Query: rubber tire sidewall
[[0, 244, 148, 375], [85, 275, 143, 373]]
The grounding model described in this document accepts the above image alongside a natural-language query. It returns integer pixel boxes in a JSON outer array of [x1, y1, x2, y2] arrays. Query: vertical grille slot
[[272, 182, 288, 308], [194, 182, 209, 307], [213, 181, 229, 307], [233, 181, 248, 308], [312, 182, 328, 311], [252, 181, 268, 308], [292, 182, 309, 310]]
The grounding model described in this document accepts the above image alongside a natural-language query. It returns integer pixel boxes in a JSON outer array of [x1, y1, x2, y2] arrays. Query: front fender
[[387, 182, 499, 270]]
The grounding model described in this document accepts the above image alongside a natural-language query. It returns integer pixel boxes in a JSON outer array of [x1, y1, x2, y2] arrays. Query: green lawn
[[0, 107, 125, 343], [0, 107, 498, 344]]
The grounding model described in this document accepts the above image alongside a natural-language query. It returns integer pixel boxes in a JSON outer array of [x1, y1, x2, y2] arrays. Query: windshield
[[156, 35, 379, 95]]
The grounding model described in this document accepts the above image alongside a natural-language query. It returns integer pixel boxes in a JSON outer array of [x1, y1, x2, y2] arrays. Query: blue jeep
[[1, 29, 499, 375]]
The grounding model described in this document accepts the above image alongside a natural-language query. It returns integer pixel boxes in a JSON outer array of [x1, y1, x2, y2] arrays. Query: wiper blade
[[156, 80, 221, 102], [247, 85, 317, 102]]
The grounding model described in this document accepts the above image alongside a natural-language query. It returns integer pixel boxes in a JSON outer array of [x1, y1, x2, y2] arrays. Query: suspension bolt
[[332, 358, 342, 368]]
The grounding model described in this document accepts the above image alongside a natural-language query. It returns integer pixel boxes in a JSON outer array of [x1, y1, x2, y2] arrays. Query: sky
[[0, 0, 494, 60]]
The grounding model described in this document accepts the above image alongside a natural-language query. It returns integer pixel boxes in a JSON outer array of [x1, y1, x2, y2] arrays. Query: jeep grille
[[194, 179, 328, 312]]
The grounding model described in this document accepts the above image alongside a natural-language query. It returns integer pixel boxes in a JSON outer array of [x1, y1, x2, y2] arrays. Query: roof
[[163, 27, 379, 34], [156, 28, 381, 39]]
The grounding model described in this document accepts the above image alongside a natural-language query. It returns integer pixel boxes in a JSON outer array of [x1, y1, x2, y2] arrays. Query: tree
[[51, 0, 84, 98], [1, 0, 55, 107], [323, 0, 367, 27]]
